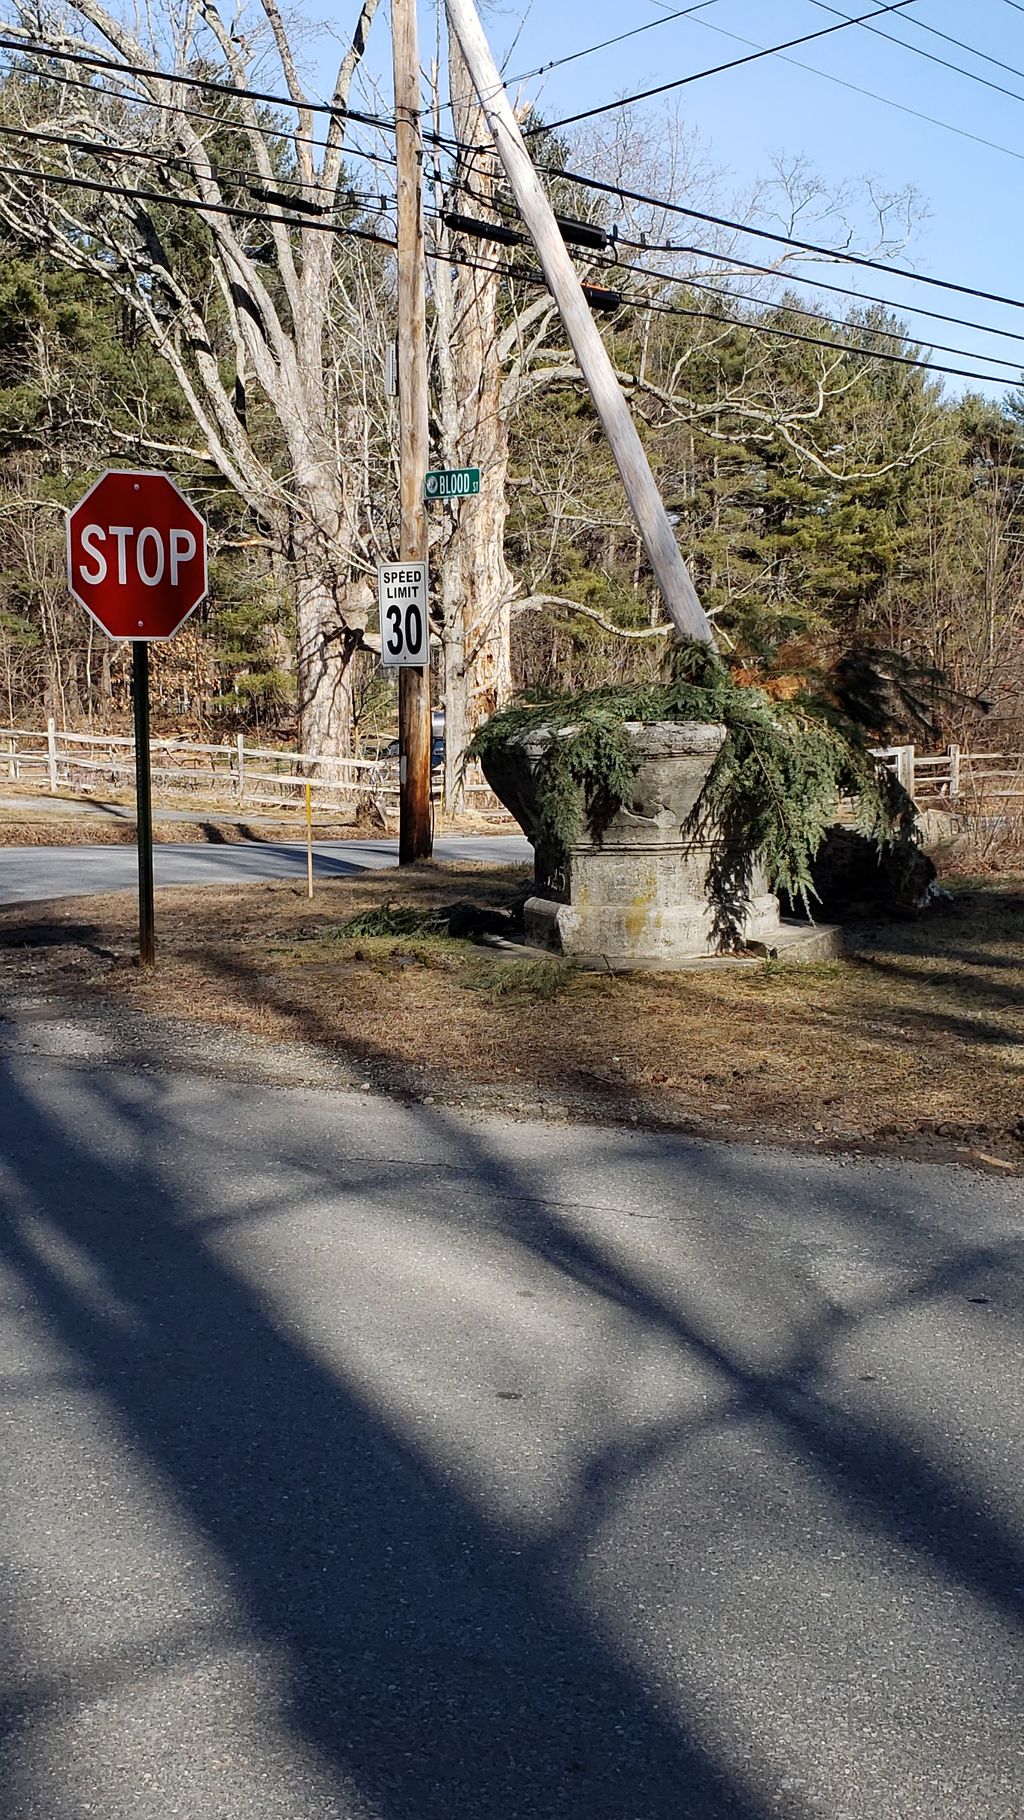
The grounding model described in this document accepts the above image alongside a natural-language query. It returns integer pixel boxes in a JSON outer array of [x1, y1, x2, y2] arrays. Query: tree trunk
[[287, 463, 365, 759], [294, 578, 356, 760], [441, 38, 514, 811]]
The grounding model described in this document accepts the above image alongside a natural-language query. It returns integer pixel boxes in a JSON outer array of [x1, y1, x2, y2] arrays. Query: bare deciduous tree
[[0, 0, 383, 758]]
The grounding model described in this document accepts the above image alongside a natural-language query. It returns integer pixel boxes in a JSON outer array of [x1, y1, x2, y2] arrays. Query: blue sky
[[315, 0, 1024, 399]]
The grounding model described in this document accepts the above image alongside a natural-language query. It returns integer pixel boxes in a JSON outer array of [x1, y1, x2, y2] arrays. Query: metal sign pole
[[132, 641, 156, 968]]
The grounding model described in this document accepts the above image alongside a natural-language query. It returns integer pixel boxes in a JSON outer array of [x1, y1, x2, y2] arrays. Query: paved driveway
[[0, 834, 532, 905]]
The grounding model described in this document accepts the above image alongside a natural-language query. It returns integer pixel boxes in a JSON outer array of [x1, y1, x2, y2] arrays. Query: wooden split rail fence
[[872, 743, 1024, 805], [1, 722, 505, 825], [3, 725, 1019, 826]]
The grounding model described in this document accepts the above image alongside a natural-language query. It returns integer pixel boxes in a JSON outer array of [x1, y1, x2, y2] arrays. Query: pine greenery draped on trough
[[468, 641, 919, 913]]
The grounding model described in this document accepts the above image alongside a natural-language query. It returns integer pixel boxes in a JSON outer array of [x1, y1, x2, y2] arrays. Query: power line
[[429, 1, 724, 124], [7, 101, 1020, 372], [437, 245, 1017, 387], [450, 161, 1024, 353], [444, 182, 1024, 368], [606, 248, 1024, 374], [807, 0, 1024, 108], [0, 155, 400, 243], [530, 158, 1024, 317], [0, 31, 390, 130], [617, 235, 1024, 354], [505, 1, 722, 87], [0, 155, 1014, 388], [639, 290, 1010, 387], [6, 30, 1024, 344], [640, 10, 1024, 169], [9, 14, 1024, 191], [523, 0, 919, 138], [0, 115, 393, 212], [0, 49, 405, 205], [882, 2, 1024, 84], [0, 50, 399, 178]]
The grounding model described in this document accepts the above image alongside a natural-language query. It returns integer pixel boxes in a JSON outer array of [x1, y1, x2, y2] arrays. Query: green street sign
[[424, 467, 481, 501]]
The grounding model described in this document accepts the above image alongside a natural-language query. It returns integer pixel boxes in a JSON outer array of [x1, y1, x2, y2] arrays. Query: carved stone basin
[[480, 719, 784, 964]]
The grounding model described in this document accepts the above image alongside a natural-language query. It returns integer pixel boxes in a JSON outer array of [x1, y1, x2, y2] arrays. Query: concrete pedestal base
[[481, 719, 793, 966], [524, 852, 782, 964]]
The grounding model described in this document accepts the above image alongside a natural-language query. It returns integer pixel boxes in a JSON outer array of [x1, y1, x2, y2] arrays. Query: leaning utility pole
[[392, 0, 433, 861], [444, 0, 715, 647]]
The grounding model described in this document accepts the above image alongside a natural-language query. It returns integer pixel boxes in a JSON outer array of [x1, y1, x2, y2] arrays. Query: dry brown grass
[[1, 863, 1021, 1169]]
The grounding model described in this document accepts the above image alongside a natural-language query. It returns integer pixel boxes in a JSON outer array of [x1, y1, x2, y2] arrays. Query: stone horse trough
[[481, 719, 839, 969]]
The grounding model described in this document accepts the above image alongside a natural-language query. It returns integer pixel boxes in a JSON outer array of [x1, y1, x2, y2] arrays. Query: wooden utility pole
[[445, 0, 714, 647], [393, 0, 433, 861]]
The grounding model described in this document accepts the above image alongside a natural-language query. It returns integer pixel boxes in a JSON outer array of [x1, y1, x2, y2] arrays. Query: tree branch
[[512, 594, 674, 639]]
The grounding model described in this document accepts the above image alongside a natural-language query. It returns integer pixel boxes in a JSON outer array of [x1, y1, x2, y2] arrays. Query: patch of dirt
[[0, 866, 1021, 1172]]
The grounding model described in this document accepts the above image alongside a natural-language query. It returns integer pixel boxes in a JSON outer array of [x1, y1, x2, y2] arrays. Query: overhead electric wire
[[807, 0, 1024, 107], [616, 234, 1024, 354], [626, 10, 1024, 169], [0, 154, 1014, 388], [428, 1, 729, 120], [0, 30, 390, 128], [445, 180, 1024, 368], [524, 0, 919, 138], [0, 155, 404, 245], [0, 114, 392, 212], [0, 60, 402, 194], [5, 30, 1024, 361], [491, 1, 721, 88], [638, 289, 1012, 385], [450, 162, 1024, 354], [0, 116, 392, 212], [0, 49, 403, 177], [528, 158, 1024, 317], [10, 14, 1024, 186], [873, 2, 1024, 84], [601, 250, 1024, 373], [6, 105, 1021, 372]]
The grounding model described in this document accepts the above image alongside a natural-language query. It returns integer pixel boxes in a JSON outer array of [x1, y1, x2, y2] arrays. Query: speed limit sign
[[377, 561, 430, 667]]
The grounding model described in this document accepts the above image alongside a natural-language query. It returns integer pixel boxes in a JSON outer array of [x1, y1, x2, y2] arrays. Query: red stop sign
[[66, 470, 208, 639]]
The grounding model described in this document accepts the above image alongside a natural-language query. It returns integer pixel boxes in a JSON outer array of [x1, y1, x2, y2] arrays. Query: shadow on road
[[0, 943, 1021, 1813], [0, 1053, 793, 1820]]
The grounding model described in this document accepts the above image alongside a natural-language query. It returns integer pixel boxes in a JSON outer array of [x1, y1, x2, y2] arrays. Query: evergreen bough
[[469, 641, 917, 917]]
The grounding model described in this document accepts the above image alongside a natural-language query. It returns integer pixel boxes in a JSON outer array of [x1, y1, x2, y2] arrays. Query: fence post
[[46, 717, 58, 794], [236, 732, 245, 804], [948, 743, 961, 799], [6, 735, 16, 782], [897, 744, 915, 799]]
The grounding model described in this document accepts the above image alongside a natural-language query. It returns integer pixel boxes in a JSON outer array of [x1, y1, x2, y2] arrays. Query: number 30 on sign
[[377, 561, 430, 667]]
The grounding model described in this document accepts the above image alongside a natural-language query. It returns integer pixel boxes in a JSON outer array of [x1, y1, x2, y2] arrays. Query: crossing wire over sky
[[3, 20, 1024, 382], [7, 28, 1024, 317], [612, 6, 1024, 169], [0, 152, 1017, 388], [807, 0, 1024, 105], [10, 81, 1024, 372], [4, 96, 1024, 379], [525, 0, 921, 137]]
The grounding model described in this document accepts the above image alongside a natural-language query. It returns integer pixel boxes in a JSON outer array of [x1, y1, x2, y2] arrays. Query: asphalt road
[[0, 1049, 1020, 1818], [0, 834, 532, 905]]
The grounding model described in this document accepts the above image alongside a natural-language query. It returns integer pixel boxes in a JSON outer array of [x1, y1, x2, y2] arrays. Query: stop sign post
[[66, 471, 209, 967]]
